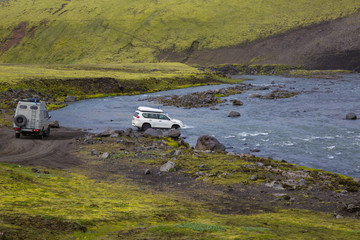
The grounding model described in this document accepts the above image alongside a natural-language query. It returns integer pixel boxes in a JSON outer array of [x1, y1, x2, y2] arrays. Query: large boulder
[[49, 120, 60, 128], [143, 128, 163, 138], [346, 112, 357, 120], [195, 135, 226, 151], [164, 129, 181, 138]]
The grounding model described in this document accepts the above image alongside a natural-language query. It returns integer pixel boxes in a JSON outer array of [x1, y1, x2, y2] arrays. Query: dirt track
[[0, 127, 83, 169]]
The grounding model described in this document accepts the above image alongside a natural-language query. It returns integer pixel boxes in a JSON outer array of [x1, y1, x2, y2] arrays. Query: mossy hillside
[[0, 0, 359, 63], [1, 163, 360, 239]]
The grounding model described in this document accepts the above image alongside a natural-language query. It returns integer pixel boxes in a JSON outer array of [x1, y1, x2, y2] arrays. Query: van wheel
[[44, 127, 50, 137], [171, 125, 180, 129], [39, 131, 44, 139], [15, 133, 20, 138], [142, 123, 151, 131]]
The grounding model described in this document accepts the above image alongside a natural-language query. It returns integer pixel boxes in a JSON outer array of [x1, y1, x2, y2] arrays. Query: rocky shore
[[76, 127, 360, 219]]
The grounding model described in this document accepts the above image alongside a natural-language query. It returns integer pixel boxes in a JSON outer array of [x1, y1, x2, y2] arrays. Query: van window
[[19, 105, 27, 109], [30, 106, 38, 110]]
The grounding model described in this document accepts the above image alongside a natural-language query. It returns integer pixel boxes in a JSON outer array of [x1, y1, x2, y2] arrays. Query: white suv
[[132, 106, 184, 131], [13, 98, 51, 139]]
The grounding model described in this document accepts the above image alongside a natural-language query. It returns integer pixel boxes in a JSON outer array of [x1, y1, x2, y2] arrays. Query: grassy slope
[[0, 0, 359, 64], [1, 162, 360, 239]]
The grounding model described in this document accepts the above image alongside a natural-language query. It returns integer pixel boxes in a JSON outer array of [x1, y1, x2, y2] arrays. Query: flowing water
[[51, 74, 360, 177]]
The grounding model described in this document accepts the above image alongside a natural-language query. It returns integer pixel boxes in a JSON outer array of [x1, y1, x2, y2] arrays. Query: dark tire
[[15, 133, 20, 138], [142, 123, 151, 131], [171, 125, 180, 129], [39, 131, 44, 139], [44, 127, 50, 137], [14, 115, 27, 127]]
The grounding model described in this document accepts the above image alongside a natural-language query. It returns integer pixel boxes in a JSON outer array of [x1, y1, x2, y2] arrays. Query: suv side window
[[149, 113, 158, 119], [142, 113, 149, 118], [159, 114, 170, 120]]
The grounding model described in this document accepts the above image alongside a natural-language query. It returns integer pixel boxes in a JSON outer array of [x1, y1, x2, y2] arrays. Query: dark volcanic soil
[[158, 11, 360, 71], [0, 127, 84, 169]]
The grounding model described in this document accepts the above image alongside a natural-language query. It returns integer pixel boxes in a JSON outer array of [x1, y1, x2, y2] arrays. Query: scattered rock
[[228, 111, 240, 117], [265, 180, 285, 190], [261, 89, 300, 99], [250, 93, 262, 98], [99, 129, 114, 137], [232, 99, 243, 106], [32, 168, 40, 173], [144, 169, 151, 175], [344, 203, 360, 213], [210, 107, 219, 110], [144, 128, 163, 138], [100, 152, 110, 159], [160, 161, 176, 172], [91, 149, 98, 156], [125, 128, 134, 137], [250, 149, 260, 152], [346, 112, 357, 120], [43, 171, 50, 174], [195, 135, 226, 151], [65, 96, 77, 102], [196, 171, 205, 176], [49, 120, 60, 128], [110, 133, 119, 138], [250, 175, 258, 181], [227, 152, 236, 156], [255, 162, 264, 168]]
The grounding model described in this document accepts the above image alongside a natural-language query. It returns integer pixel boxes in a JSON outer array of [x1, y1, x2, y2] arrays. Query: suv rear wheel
[[171, 124, 180, 129], [142, 123, 151, 131]]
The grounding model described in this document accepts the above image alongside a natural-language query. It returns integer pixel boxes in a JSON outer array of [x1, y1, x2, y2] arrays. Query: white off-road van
[[13, 98, 51, 139]]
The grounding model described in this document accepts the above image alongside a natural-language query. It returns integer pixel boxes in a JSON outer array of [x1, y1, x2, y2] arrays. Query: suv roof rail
[[19, 98, 41, 103]]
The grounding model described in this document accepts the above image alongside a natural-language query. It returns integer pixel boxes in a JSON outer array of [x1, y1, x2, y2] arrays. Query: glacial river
[[51, 74, 360, 177]]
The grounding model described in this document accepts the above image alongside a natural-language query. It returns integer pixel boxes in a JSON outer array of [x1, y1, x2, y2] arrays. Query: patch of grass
[[175, 222, 228, 232]]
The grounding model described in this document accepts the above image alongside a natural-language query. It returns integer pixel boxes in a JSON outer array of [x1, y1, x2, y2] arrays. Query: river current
[[51, 74, 360, 177]]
